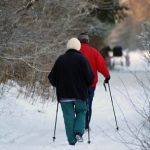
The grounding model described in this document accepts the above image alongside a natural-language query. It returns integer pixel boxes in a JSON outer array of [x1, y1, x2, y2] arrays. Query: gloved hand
[[104, 76, 110, 84]]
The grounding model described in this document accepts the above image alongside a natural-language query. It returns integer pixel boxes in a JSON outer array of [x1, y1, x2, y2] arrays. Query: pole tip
[[116, 127, 119, 131], [53, 137, 56, 142], [88, 141, 91, 144]]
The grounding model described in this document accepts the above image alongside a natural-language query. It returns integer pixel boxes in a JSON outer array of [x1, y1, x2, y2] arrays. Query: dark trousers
[[85, 87, 95, 129]]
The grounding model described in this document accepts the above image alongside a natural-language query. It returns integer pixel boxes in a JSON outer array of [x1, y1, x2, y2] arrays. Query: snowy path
[[0, 50, 150, 150], [0, 70, 150, 150]]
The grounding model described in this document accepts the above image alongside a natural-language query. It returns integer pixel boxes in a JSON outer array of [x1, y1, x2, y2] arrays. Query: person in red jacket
[[78, 32, 111, 130]]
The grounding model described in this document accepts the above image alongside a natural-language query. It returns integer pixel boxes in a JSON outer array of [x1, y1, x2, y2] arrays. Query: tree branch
[[16, 0, 39, 14]]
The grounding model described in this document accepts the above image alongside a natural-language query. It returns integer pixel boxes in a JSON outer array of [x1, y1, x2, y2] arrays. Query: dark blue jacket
[[48, 49, 94, 102]]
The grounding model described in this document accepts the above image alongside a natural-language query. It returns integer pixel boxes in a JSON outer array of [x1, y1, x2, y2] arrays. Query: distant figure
[[125, 51, 130, 67], [112, 46, 123, 57], [112, 46, 124, 68], [78, 32, 110, 130], [48, 38, 94, 145], [100, 46, 112, 68]]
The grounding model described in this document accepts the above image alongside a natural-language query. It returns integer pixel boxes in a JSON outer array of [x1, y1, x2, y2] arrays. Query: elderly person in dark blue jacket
[[48, 38, 94, 145]]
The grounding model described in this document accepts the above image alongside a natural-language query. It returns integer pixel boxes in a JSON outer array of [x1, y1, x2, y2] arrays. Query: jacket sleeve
[[95, 50, 110, 78], [48, 60, 58, 87], [81, 57, 94, 86]]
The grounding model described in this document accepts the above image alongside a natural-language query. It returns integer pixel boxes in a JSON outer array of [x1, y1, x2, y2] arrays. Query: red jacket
[[80, 43, 110, 88]]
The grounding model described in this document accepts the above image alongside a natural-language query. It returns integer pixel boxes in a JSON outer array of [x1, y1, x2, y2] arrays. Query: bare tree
[[0, 0, 127, 99], [137, 22, 150, 67], [118, 22, 150, 150]]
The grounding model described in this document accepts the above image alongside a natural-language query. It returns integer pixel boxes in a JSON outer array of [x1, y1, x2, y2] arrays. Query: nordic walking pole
[[53, 101, 59, 142], [107, 82, 119, 130], [104, 82, 119, 131], [87, 106, 91, 144]]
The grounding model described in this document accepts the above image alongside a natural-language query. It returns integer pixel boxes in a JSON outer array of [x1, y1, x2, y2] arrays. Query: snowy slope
[[0, 51, 150, 150]]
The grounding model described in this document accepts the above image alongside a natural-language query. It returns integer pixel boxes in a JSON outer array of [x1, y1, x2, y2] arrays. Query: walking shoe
[[75, 134, 83, 142], [69, 139, 77, 145], [69, 143, 75, 146]]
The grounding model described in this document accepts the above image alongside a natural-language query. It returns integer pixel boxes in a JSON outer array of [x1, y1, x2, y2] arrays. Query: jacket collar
[[66, 49, 81, 54], [81, 43, 89, 46]]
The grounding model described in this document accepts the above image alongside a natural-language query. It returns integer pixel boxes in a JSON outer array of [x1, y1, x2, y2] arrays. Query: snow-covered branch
[[16, 0, 39, 14]]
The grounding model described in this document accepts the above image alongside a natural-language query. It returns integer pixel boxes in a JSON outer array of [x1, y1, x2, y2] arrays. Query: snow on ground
[[0, 51, 150, 150]]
